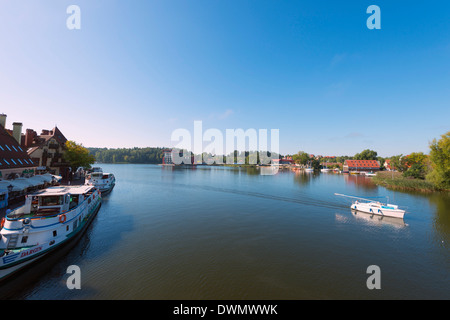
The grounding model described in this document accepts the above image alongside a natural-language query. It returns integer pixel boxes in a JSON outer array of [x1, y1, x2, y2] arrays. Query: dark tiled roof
[[0, 125, 35, 169], [27, 126, 67, 150]]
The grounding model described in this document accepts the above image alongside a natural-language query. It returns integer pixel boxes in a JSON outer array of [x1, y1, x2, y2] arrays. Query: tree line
[[87, 147, 166, 164]]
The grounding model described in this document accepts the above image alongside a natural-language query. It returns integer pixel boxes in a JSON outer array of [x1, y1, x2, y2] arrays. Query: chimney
[[12, 122, 23, 144], [0, 114, 6, 128], [24, 129, 36, 148]]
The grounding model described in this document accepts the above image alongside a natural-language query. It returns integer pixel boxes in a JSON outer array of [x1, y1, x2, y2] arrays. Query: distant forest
[[87, 147, 281, 165], [88, 147, 166, 164]]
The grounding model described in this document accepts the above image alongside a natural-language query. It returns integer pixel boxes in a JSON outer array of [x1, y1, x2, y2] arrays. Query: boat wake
[[171, 183, 348, 210]]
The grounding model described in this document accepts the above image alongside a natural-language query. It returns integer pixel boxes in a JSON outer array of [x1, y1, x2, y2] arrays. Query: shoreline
[[371, 172, 448, 193]]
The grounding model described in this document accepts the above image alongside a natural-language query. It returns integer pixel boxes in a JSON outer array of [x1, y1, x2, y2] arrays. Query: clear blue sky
[[1, 0, 449, 157]]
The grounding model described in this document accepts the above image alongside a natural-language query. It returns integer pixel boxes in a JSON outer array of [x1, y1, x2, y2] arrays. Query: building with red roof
[[0, 114, 36, 179], [343, 160, 380, 173]]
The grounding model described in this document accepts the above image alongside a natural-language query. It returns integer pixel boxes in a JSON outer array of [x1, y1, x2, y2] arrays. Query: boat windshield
[[40, 195, 63, 206]]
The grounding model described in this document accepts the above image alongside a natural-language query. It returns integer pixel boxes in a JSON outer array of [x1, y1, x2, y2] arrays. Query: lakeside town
[[0, 111, 449, 217]]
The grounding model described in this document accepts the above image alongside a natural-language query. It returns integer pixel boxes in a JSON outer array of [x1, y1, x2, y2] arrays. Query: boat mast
[[334, 193, 385, 203]]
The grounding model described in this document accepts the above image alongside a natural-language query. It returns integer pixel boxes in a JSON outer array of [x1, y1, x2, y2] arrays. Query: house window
[[11, 159, 16, 165], [5, 145, 11, 151], [12, 145, 17, 151]]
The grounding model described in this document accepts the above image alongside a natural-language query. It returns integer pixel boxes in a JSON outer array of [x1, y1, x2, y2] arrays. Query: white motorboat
[[0, 185, 102, 282], [364, 172, 376, 177], [85, 172, 116, 195], [335, 193, 406, 219]]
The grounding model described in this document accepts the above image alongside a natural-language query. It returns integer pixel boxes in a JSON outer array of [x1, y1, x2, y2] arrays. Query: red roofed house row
[[343, 160, 380, 172]]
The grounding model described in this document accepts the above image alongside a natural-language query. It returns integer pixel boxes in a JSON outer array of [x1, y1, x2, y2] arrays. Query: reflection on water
[[293, 171, 319, 185], [4, 164, 450, 300], [349, 210, 407, 228], [428, 193, 450, 248], [344, 174, 377, 190]]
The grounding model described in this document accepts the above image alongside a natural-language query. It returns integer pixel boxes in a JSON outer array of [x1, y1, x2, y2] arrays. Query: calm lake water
[[4, 164, 450, 299]]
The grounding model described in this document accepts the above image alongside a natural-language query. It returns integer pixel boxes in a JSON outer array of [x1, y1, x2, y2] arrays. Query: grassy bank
[[372, 171, 441, 193]]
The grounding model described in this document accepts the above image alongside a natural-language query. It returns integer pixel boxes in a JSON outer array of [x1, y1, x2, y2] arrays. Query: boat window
[[53, 230, 57, 237], [70, 195, 79, 209], [102, 174, 109, 179], [21, 236, 28, 244], [40, 195, 63, 206]]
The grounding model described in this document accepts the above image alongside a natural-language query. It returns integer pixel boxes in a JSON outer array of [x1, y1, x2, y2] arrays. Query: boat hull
[[0, 201, 102, 283], [351, 203, 405, 219], [99, 183, 115, 195]]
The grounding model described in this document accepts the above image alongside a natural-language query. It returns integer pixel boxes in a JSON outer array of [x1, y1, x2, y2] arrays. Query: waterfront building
[[273, 156, 294, 165], [162, 149, 173, 165], [23, 126, 70, 178], [384, 159, 392, 171], [343, 160, 380, 173], [162, 149, 196, 166], [0, 114, 36, 180]]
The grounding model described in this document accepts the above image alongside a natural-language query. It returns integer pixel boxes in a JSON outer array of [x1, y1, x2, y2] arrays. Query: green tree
[[402, 152, 429, 179], [404, 152, 428, 168], [403, 163, 427, 179], [389, 154, 407, 172], [426, 131, 450, 190], [293, 151, 310, 165], [64, 141, 96, 170], [354, 149, 378, 160]]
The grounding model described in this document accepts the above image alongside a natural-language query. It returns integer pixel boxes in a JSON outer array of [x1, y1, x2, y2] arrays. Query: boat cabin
[[6, 186, 97, 219]]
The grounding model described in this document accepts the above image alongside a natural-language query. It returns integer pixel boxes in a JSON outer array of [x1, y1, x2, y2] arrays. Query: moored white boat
[[85, 171, 116, 195], [364, 172, 376, 177], [335, 193, 406, 219], [0, 185, 102, 282]]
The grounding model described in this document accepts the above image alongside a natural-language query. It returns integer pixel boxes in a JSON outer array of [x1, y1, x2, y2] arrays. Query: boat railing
[[6, 207, 62, 220]]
